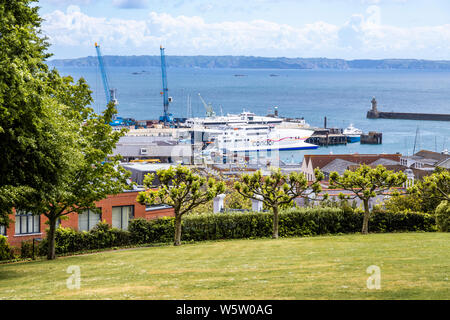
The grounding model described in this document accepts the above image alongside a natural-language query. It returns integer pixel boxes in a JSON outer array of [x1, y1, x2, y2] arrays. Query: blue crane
[[95, 43, 135, 127], [95, 42, 118, 106], [159, 45, 173, 125]]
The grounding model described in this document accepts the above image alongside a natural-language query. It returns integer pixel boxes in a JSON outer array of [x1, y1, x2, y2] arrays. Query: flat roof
[[121, 162, 176, 172]]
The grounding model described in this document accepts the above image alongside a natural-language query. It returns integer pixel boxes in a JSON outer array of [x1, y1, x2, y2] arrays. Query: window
[[112, 206, 134, 230], [15, 211, 40, 235], [0, 225, 6, 236], [78, 209, 101, 231]]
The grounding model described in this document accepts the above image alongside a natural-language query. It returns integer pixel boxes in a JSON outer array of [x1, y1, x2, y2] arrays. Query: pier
[[367, 98, 450, 121], [306, 128, 347, 146], [360, 131, 382, 144]]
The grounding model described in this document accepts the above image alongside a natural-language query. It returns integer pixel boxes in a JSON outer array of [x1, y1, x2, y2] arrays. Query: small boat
[[343, 124, 363, 143]]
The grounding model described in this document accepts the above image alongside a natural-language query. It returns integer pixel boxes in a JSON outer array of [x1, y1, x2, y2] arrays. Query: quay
[[367, 98, 450, 121], [306, 128, 347, 146], [361, 131, 382, 144]]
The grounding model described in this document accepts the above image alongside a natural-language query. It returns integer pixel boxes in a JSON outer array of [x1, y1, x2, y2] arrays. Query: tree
[[0, 0, 132, 260], [137, 166, 225, 246], [329, 165, 407, 234], [33, 96, 132, 260], [0, 0, 59, 225], [408, 168, 450, 211], [234, 167, 324, 239]]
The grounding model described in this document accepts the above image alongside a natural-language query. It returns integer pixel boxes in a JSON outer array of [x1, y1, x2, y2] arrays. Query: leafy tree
[[329, 164, 407, 234], [382, 193, 423, 213], [408, 168, 450, 211], [234, 167, 324, 239], [0, 0, 132, 259], [36, 99, 131, 260], [137, 166, 225, 246], [0, 0, 58, 225]]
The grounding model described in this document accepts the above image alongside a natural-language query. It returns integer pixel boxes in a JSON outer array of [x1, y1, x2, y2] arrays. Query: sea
[[55, 66, 450, 164]]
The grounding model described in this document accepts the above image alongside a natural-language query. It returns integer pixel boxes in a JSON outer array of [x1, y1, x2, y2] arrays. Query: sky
[[36, 0, 450, 60]]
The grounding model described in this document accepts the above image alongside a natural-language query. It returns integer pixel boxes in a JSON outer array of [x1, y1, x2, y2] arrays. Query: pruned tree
[[234, 167, 324, 239], [137, 166, 225, 246], [329, 164, 407, 234]]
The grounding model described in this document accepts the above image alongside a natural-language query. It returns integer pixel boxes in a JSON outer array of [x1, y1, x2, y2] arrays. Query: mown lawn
[[0, 232, 448, 300]]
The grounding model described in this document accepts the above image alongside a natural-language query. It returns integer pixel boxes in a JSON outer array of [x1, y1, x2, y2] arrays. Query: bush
[[39, 222, 131, 256], [127, 208, 436, 244], [0, 235, 15, 261], [435, 200, 450, 232]]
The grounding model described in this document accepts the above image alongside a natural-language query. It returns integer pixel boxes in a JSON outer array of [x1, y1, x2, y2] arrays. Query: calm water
[[55, 66, 450, 163]]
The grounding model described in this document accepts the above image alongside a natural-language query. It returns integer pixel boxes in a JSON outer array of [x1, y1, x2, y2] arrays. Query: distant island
[[47, 55, 450, 70]]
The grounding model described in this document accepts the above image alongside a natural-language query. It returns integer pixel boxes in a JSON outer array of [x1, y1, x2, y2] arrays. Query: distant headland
[[47, 56, 450, 70]]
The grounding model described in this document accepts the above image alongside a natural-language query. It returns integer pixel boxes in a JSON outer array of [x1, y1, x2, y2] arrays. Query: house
[[112, 135, 192, 164], [1, 190, 174, 247], [400, 150, 450, 171], [300, 153, 402, 181]]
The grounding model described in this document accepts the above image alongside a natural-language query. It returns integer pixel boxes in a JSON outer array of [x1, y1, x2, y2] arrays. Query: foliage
[[36, 222, 131, 257], [0, 0, 61, 225], [435, 200, 450, 232], [329, 164, 407, 234], [137, 165, 225, 245], [0, 235, 15, 261], [127, 208, 435, 244], [409, 168, 450, 212], [234, 167, 324, 238], [381, 193, 423, 213], [0, 0, 131, 260]]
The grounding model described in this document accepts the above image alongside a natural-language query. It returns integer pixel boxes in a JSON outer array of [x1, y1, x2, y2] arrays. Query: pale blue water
[[55, 66, 450, 163]]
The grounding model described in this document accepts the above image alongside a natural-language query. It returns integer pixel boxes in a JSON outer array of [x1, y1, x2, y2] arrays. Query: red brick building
[[1, 191, 174, 247]]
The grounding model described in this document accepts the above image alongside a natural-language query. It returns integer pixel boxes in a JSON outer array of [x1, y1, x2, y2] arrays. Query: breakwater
[[367, 98, 450, 121]]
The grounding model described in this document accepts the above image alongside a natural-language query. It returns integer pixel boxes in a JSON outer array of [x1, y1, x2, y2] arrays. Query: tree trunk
[[46, 216, 57, 260], [272, 205, 279, 239], [362, 199, 370, 235], [174, 213, 182, 246]]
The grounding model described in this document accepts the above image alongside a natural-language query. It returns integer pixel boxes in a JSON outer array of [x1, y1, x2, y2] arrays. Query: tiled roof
[[304, 154, 401, 170], [414, 150, 450, 162], [320, 159, 358, 175]]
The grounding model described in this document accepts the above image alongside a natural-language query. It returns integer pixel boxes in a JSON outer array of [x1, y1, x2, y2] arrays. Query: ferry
[[203, 125, 318, 154], [343, 124, 363, 143]]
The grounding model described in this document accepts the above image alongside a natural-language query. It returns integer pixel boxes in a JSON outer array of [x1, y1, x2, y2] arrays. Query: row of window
[[0, 206, 134, 236]]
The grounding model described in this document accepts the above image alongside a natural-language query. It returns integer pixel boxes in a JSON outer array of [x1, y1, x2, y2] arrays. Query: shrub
[[127, 208, 436, 244], [0, 235, 15, 261], [39, 222, 131, 256], [435, 200, 450, 232]]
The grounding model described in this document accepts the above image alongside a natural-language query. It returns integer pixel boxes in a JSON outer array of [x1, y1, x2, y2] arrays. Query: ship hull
[[346, 136, 360, 143]]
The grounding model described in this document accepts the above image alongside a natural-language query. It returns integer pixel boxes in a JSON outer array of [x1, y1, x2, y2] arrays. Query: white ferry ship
[[203, 125, 318, 154], [184, 110, 284, 128]]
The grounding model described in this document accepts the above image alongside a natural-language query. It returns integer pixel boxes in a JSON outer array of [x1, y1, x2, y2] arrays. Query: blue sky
[[37, 0, 450, 60]]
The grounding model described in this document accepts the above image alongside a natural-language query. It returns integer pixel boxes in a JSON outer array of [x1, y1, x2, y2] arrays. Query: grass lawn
[[0, 232, 448, 300]]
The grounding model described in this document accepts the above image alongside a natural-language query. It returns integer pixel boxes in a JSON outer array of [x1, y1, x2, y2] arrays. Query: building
[[112, 135, 192, 164], [400, 150, 450, 171], [300, 153, 402, 181], [1, 190, 174, 247]]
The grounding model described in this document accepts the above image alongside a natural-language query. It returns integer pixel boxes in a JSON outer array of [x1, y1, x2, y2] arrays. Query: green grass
[[0, 233, 449, 300]]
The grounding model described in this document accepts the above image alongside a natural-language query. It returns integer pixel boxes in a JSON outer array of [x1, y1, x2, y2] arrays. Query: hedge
[[0, 235, 15, 261], [19, 208, 436, 258], [23, 221, 132, 258], [128, 208, 436, 244]]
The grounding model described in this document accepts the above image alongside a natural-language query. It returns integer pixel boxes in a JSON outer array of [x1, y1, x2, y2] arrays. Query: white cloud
[[41, 6, 450, 59]]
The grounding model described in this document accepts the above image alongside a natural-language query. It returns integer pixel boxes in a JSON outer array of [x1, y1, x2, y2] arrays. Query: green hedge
[[0, 235, 15, 261], [27, 221, 131, 258], [20, 208, 436, 258], [129, 208, 436, 244]]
